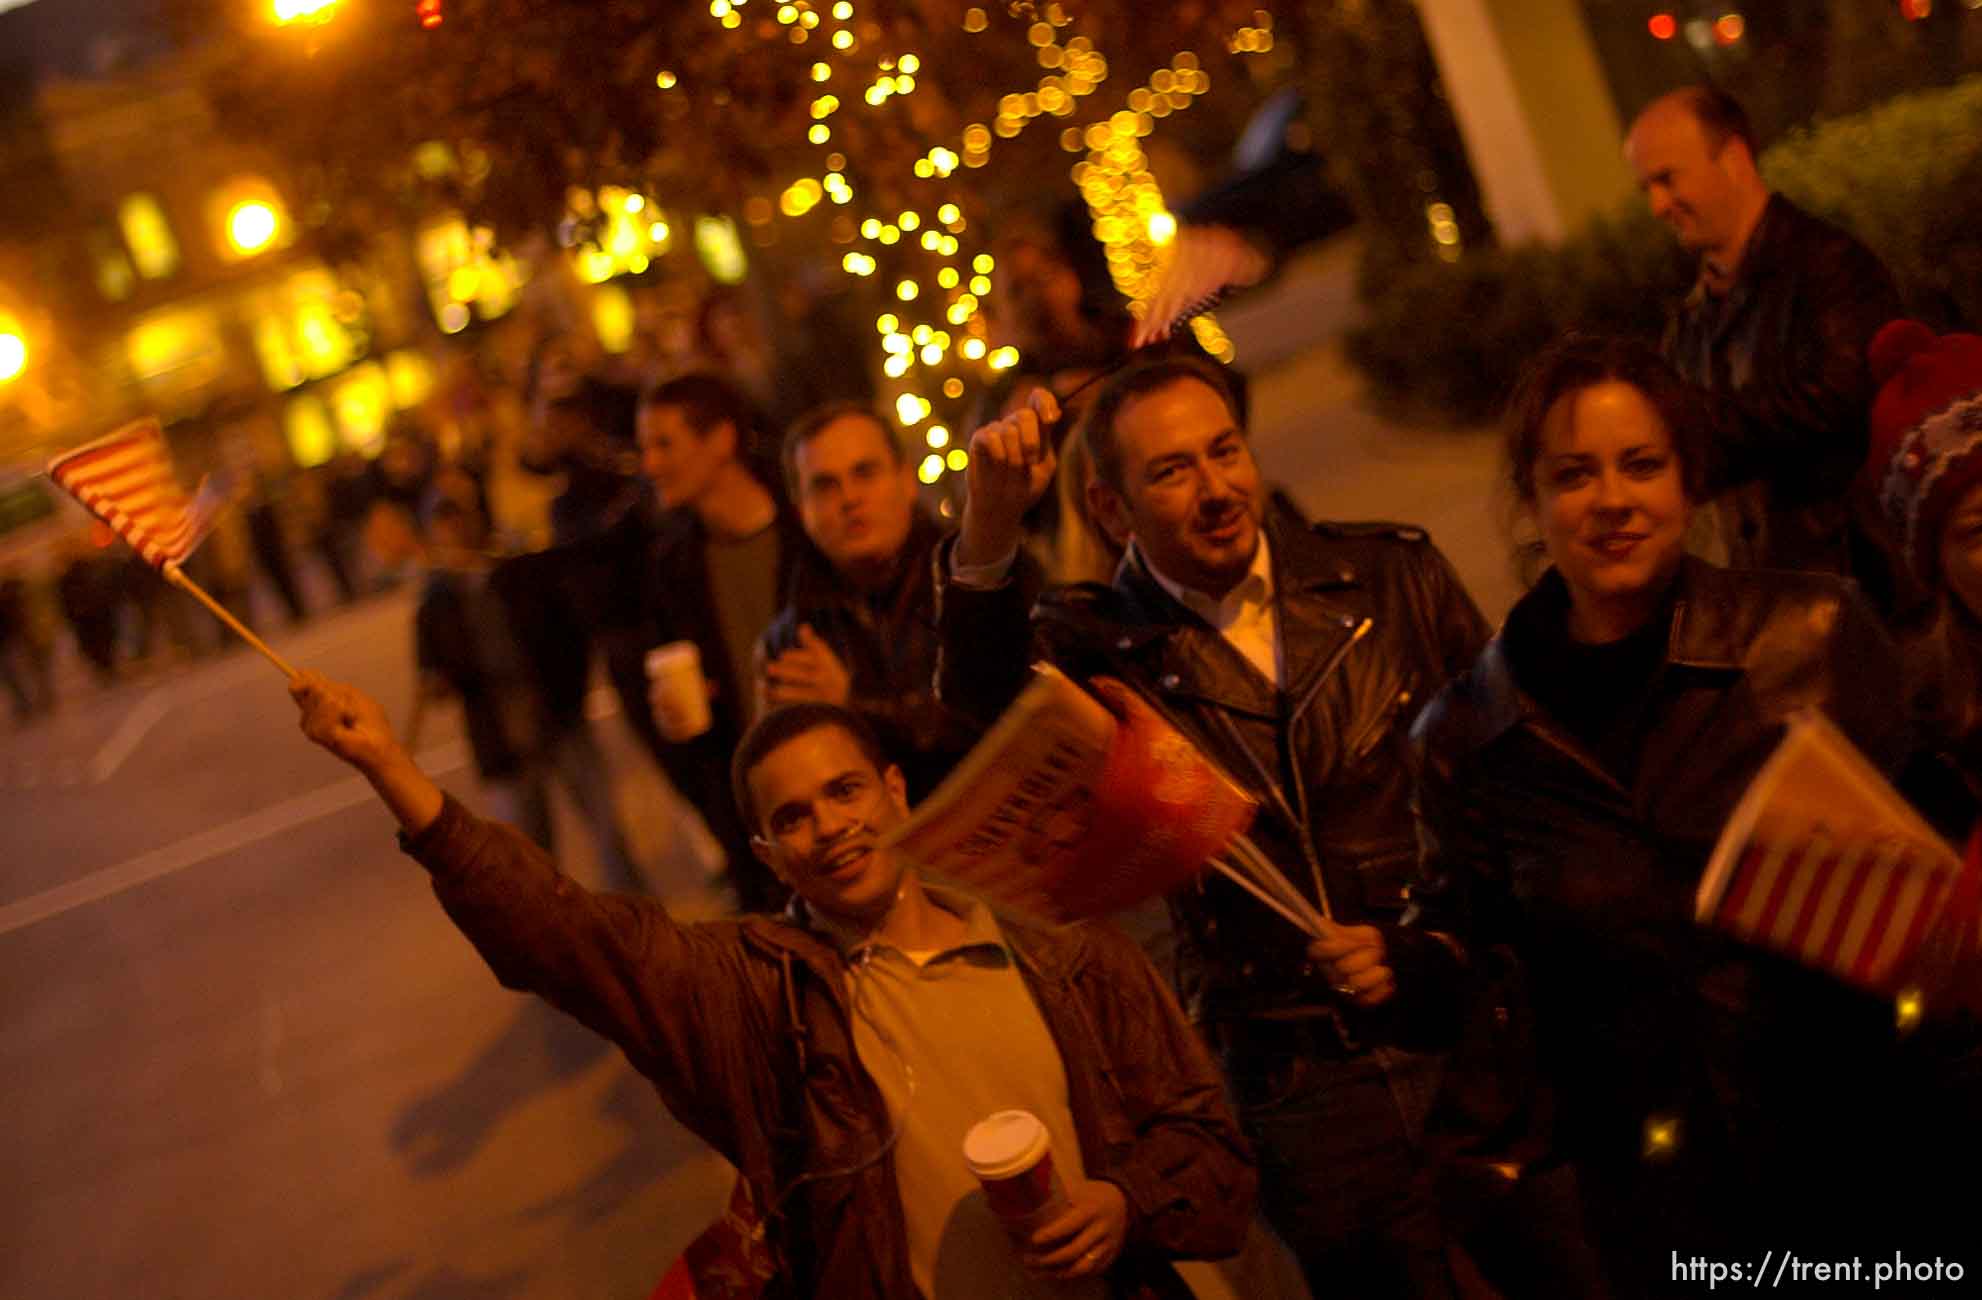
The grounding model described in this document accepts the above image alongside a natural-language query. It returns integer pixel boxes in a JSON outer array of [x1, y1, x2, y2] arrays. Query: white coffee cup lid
[[646, 641, 700, 671], [962, 1109, 1049, 1179]]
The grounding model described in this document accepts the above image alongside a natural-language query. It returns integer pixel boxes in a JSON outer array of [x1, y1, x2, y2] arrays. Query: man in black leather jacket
[[936, 356, 1488, 1298], [1627, 87, 1905, 588]]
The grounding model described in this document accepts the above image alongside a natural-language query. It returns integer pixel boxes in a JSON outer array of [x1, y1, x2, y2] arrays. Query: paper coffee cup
[[962, 1109, 1069, 1241], [646, 641, 712, 741]]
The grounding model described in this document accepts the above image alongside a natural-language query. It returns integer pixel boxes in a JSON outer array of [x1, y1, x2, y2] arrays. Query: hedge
[[1346, 76, 1982, 426]]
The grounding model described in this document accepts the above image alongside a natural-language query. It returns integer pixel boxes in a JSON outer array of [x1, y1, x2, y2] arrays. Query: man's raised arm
[[292, 670, 446, 834], [286, 670, 782, 1167], [936, 388, 1062, 722]]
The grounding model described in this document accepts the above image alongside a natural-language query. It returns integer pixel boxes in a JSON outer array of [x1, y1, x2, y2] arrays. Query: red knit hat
[[1868, 320, 1982, 581]]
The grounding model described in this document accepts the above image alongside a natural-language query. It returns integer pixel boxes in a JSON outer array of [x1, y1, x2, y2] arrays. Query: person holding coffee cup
[[287, 677, 1256, 1298], [629, 373, 810, 913]]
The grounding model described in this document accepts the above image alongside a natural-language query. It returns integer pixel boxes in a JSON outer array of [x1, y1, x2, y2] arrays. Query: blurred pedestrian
[[631, 372, 805, 914], [700, 284, 805, 432], [1625, 87, 1908, 603], [184, 504, 258, 649], [366, 429, 437, 589], [757, 404, 1005, 800], [118, 548, 199, 667], [629, 283, 709, 389], [996, 229, 1129, 375], [0, 567, 54, 720], [295, 462, 358, 605], [1393, 335, 1952, 1294], [413, 470, 642, 889], [534, 383, 645, 546], [323, 451, 376, 596], [940, 359, 1488, 1299], [56, 537, 124, 685], [245, 470, 309, 625], [501, 380, 656, 885]]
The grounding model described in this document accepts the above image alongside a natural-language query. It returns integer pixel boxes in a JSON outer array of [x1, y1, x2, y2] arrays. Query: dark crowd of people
[[0, 441, 383, 721], [270, 86, 1982, 1300]]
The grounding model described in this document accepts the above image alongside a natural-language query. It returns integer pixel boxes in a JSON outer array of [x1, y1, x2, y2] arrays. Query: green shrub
[[1347, 76, 1982, 426], [1764, 76, 1982, 329]]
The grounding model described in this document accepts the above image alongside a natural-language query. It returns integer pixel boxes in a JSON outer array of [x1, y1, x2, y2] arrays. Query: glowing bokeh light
[[226, 201, 280, 255]]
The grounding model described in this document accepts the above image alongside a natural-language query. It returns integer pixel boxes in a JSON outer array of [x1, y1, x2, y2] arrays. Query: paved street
[[1, 239, 1516, 1300], [1, 592, 738, 1300]]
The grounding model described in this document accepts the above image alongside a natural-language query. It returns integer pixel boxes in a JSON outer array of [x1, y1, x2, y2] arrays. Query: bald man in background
[[1626, 86, 1906, 606]]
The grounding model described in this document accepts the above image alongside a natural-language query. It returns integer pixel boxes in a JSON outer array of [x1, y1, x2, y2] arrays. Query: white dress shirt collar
[[1134, 533, 1281, 686]]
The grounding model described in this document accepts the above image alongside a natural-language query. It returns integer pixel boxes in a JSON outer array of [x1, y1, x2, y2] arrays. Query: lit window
[[119, 195, 180, 280], [694, 215, 748, 284], [91, 230, 136, 302], [253, 315, 304, 390], [594, 283, 635, 354], [329, 363, 391, 456], [385, 350, 435, 409], [284, 395, 338, 468]]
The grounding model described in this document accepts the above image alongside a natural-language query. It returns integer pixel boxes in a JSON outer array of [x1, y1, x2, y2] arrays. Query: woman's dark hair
[[1503, 333, 1714, 508]]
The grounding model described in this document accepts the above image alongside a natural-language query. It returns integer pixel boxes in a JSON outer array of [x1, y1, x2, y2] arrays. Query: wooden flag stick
[[164, 564, 298, 680]]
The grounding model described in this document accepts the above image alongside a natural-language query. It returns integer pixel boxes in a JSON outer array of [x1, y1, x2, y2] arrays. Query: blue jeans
[[1227, 1031, 1455, 1300]]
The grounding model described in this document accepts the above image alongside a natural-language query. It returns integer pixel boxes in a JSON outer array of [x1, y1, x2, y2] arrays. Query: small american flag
[[46, 418, 227, 570], [1697, 712, 1980, 993], [1704, 835, 1968, 991]]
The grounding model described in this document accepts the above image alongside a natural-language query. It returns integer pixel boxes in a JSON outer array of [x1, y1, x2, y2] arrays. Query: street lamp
[[0, 315, 25, 385], [226, 201, 280, 257], [271, 0, 339, 24]]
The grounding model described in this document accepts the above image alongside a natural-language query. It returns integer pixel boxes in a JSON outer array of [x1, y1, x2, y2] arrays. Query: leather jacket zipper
[[1205, 616, 1373, 922]]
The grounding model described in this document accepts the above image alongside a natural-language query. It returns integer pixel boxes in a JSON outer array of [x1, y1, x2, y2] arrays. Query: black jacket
[[608, 500, 812, 868], [1404, 560, 1939, 1255], [1664, 194, 1903, 573], [759, 511, 1017, 802], [415, 569, 538, 780], [492, 501, 657, 730], [938, 511, 1488, 1021]]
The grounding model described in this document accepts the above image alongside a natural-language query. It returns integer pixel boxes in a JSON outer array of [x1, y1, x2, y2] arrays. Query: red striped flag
[[1697, 712, 1979, 994], [46, 419, 226, 570]]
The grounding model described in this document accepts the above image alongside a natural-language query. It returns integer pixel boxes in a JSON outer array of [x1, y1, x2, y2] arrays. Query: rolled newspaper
[[881, 664, 1264, 924]]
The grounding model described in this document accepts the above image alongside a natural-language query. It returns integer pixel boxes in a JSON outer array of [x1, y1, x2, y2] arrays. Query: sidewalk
[[1222, 234, 1521, 624]]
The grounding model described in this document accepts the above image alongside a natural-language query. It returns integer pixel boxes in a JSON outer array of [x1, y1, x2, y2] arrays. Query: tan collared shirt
[[825, 887, 1105, 1300], [1137, 533, 1281, 687]]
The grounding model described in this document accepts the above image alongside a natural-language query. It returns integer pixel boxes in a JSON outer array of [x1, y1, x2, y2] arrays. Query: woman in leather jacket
[[1364, 336, 1964, 1295]]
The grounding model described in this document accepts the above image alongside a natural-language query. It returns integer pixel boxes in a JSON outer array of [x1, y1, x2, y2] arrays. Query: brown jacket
[[402, 797, 1256, 1299]]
